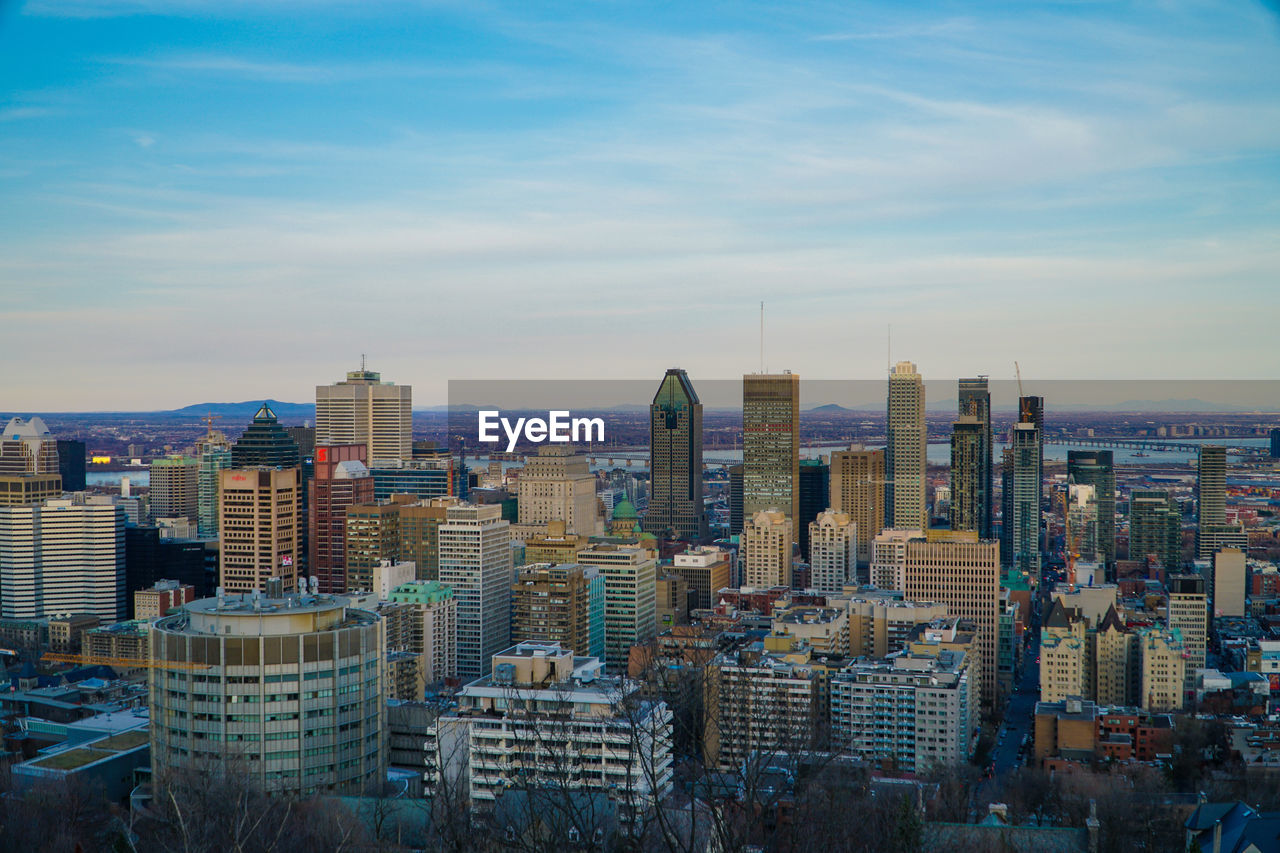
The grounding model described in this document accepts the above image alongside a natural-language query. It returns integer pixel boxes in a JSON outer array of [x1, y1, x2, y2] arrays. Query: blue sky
[[2, 0, 1279, 409]]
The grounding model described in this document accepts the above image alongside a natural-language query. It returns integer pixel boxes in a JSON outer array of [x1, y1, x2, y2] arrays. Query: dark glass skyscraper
[[950, 416, 985, 534], [644, 368, 706, 541], [1195, 445, 1228, 560], [231, 404, 302, 468], [1130, 489, 1181, 570], [56, 439, 86, 492], [797, 458, 830, 561], [956, 377, 992, 538], [1067, 450, 1115, 565]]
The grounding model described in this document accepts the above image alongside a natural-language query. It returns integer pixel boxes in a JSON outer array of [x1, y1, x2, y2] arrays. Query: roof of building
[[611, 498, 637, 520]]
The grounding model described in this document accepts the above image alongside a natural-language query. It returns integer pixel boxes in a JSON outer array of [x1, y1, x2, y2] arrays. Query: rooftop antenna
[[361, 353, 367, 372], [759, 301, 764, 374], [887, 324, 892, 376]]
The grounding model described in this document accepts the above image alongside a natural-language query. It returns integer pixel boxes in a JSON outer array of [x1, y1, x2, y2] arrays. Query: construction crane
[[1014, 361, 1023, 398], [40, 652, 211, 671], [200, 411, 223, 437]]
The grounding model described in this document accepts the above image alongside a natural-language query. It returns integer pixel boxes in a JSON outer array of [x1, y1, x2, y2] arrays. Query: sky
[[2, 0, 1279, 411]]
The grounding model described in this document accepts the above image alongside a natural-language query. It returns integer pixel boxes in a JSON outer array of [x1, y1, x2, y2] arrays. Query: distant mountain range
[[169, 400, 315, 420]]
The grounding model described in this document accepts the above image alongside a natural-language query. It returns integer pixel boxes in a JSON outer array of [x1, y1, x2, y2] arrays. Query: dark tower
[[644, 369, 706, 542]]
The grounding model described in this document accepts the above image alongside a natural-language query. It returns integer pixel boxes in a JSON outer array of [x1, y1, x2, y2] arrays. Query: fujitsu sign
[[477, 410, 604, 453]]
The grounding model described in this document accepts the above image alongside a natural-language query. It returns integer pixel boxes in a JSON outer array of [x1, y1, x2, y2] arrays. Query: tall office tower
[[0, 416, 61, 506], [1067, 450, 1116, 566], [309, 445, 374, 593], [55, 439, 86, 492], [1129, 490, 1182, 571], [1009, 421, 1042, 580], [516, 445, 600, 536], [511, 563, 606, 660], [1168, 573, 1207, 693], [671, 545, 733, 610], [830, 445, 886, 568], [644, 368, 706, 542], [742, 372, 800, 524], [345, 502, 401, 582], [196, 434, 231, 538], [1213, 548, 1246, 619], [387, 580, 458, 684], [1065, 483, 1099, 564], [957, 378, 993, 538], [0, 495, 125, 620], [369, 458, 452, 502], [576, 542, 658, 670], [1272, 428, 1280, 459], [740, 509, 793, 589], [286, 425, 316, 458], [999, 447, 1013, 566], [797, 459, 829, 561], [400, 497, 459, 581], [903, 531, 1000, 708], [438, 503, 512, 680], [150, 592, 386, 795], [728, 464, 744, 536], [218, 467, 301, 593], [124, 526, 209, 603], [870, 528, 921, 591], [808, 510, 856, 594], [315, 364, 412, 465], [1196, 445, 1228, 560], [149, 455, 199, 522], [231, 404, 302, 469], [949, 416, 985, 534], [885, 361, 926, 529]]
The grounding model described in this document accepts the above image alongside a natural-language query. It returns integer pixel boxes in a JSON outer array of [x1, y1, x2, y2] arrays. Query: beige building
[[808, 510, 856, 594], [886, 361, 926, 529], [903, 530, 1000, 708], [771, 604, 849, 656], [218, 467, 301, 593], [1094, 607, 1135, 706], [1138, 626, 1187, 712], [741, 509, 793, 589], [870, 527, 921, 591], [149, 455, 199, 523], [315, 365, 412, 465], [511, 562, 604, 659], [1040, 600, 1090, 704], [1168, 574, 1208, 691], [705, 645, 822, 771], [577, 542, 657, 670], [742, 372, 800, 523], [670, 545, 732, 610], [845, 592, 949, 659], [522, 519, 590, 564], [0, 417, 61, 507], [829, 445, 885, 566], [150, 592, 386, 795], [387, 580, 458, 685], [515, 445, 600, 538], [656, 573, 690, 628], [1213, 548, 1246, 618]]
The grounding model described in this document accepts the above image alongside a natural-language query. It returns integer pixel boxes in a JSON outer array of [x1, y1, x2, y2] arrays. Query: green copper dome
[[611, 498, 638, 520]]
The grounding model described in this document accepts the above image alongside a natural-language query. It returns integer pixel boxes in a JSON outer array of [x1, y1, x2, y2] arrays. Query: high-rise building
[[846, 591, 949, 657], [0, 495, 125, 621], [957, 378, 993, 538], [515, 445, 600, 537], [286, 425, 316, 458], [1271, 428, 1280, 459], [670, 545, 732, 610], [808, 510, 856, 594], [829, 445, 885, 569], [345, 501, 401, 581], [576, 542, 657, 670], [438, 503, 512, 680], [869, 527, 921, 592], [704, 645, 822, 771], [1196, 445, 1229, 560], [1129, 490, 1181, 570], [1067, 451, 1115, 565], [1065, 483, 1099, 564], [644, 368, 706, 541], [124, 525, 209, 603], [368, 459, 452, 502], [1137, 626, 1187, 712], [309, 445, 374, 593], [885, 362, 926, 529], [55, 439, 86, 492], [387, 580, 459, 685], [511, 563, 605, 660], [1168, 573, 1207, 693], [0, 416, 61, 506], [1213, 547, 1246, 618], [949, 415, 985, 534], [1009, 420, 1042, 580], [1199, 524, 1248, 559], [742, 372, 800, 524], [315, 364, 412, 465], [218, 467, 301, 593], [150, 592, 386, 795], [728, 464, 744, 536], [903, 531, 1000, 708], [230, 404, 301, 469], [149, 455, 199, 523], [196, 432, 232, 538], [797, 459, 829, 561], [740, 509, 793, 589]]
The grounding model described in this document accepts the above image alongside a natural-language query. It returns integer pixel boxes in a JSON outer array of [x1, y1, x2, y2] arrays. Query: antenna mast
[[759, 301, 764, 374]]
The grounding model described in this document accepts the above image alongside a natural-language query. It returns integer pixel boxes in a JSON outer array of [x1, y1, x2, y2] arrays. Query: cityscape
[[3, 1, 1280, 852]]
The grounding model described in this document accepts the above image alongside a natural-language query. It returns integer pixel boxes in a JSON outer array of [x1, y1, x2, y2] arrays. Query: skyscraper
[[196, 432, 232, 538], [511, 563, 606, 660], [149, 455, 199, 522], [1167, 573, 1207, 693], [886, 362, 926, 529], [438, 503, 512, 680], [1196, 445, 1229, 560], [1008, 396, 1043, 579], [218, 467, 301, 593], [315, 364, 412, 465], [808, 510, 856, 594], [516, 445, 600, 537], [644, 368, 706, 541], [1067, 450, 1116, 566], [728, 464, 744, 536], [231, 404, 301, 469], [830, 445, 885, 568], [55, 439, 86, 492], [957, 377, 993, 538], [1129, 490, 1181, 570], [740, 509, 793, 589], [742, 372, 800, 525], [0, 495, 125, 621], [1065, 483, 1099, 564], [0, 416, 61, 506], [797, 458, 829, 561], [949, 415, 985, 534], [576, 542, 658, 670], [309, 444, 374, 593]]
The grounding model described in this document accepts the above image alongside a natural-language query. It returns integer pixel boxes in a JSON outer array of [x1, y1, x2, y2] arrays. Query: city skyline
[[3, 1, 1280, 409]]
